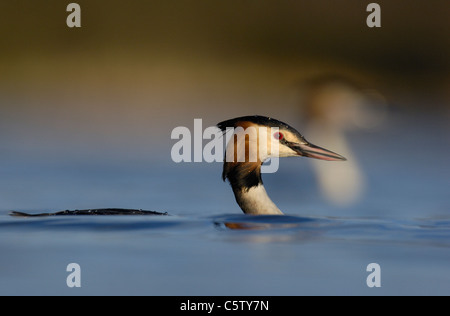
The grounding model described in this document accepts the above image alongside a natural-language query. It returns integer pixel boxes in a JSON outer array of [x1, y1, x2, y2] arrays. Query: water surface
[[0, 109, 449, 295]]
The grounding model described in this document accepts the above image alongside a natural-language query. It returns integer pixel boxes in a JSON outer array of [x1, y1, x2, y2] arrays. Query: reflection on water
[[214, 214, 450, 246], [214, 215, 318, 232]]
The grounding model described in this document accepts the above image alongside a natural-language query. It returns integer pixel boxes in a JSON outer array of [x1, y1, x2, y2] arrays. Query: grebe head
[[217, 115, 346, 215]]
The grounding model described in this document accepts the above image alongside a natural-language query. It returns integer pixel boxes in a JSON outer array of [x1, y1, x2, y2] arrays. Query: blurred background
[[1, 0, 450, 297], [0, 0, 449, 216]]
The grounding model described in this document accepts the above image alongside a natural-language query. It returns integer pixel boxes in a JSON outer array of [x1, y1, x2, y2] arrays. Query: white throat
[[234, 184, 283, 215]]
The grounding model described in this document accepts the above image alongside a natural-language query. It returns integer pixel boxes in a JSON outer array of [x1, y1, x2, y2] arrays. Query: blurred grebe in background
[[297, 75, 387, 206]]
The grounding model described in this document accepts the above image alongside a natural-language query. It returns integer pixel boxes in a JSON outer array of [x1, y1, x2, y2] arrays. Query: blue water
[[1, 213, 449, 295], [1, 109, 449, 295]]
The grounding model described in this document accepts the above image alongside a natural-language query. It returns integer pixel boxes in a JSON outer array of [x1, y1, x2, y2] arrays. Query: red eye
[[273, 132, 284, 140]]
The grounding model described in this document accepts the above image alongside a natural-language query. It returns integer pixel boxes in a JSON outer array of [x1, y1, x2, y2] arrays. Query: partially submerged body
[[10, 208, 168, 217]]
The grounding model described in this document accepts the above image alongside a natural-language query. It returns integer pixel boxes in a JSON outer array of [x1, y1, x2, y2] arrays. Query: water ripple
[[1, 212, 448, 247]]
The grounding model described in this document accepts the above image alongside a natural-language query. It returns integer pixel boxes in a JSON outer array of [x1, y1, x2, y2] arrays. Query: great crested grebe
[[10, 115, 345, 217], [217, 115, 346, 215]]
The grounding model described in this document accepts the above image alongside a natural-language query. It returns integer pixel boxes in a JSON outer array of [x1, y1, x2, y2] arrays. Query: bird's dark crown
[[218, 115, 295, 133]]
